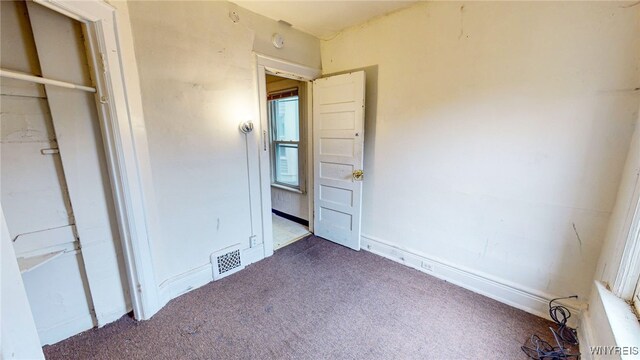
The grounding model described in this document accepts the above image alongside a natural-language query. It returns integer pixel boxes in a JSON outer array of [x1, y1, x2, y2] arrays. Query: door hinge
[[263, 130, 268, 151], [99, 52, 108, 74]]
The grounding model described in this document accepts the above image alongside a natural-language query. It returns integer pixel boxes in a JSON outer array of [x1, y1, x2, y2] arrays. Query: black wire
[[549, 296, 579, 346], [520, 296, 580, 359]]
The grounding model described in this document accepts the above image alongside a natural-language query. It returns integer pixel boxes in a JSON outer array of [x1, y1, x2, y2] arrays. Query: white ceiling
[[234, 1, 418, 40]]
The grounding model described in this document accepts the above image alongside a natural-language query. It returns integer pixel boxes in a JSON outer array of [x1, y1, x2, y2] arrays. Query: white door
[[313, 71, 365, 250]]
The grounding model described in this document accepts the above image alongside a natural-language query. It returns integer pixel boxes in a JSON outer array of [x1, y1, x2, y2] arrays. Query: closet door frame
[[32, 0, 161, 320]]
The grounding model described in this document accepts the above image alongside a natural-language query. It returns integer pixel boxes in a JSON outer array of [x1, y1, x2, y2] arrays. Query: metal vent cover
[[211, 245, 244, 280]]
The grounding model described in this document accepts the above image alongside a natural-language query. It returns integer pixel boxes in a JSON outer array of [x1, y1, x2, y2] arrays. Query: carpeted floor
[[44, 236, 554, 359]]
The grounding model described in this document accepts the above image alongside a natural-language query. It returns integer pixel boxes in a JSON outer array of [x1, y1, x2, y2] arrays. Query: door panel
[[313, 71, 365, 250]]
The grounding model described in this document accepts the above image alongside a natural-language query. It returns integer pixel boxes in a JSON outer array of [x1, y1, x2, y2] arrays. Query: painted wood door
[[313, 71, 365, 250]]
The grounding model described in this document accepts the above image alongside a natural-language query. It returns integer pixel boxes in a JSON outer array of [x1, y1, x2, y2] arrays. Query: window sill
[[580, 281, 640, 359], [596, 281, 640, 343], [271, 183, 304, 194]]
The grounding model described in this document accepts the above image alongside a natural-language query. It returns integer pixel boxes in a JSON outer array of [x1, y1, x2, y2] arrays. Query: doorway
[[255, 55, 367, 256], [266, 74, 312, 250]]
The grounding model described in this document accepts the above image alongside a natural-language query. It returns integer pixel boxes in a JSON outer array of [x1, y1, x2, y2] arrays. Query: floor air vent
[[211, 245, 244, 280]]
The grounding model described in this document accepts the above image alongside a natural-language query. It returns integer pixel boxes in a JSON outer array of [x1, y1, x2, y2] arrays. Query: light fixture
[[239, 121, 254, 134], [272, 33, 285, 49]]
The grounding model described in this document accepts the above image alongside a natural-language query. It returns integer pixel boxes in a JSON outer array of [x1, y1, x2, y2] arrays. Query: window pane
[[270, 96, 299, 141], [274, 143, 299, 187]]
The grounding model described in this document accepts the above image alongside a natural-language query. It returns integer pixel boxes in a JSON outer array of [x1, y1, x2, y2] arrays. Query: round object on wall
[[272, 33, 285, 49], [239, 121, 254, 134]]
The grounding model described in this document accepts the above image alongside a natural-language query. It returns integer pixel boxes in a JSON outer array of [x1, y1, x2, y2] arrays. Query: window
[[268, 88, 303, 191], [634, 274, 640, 317]]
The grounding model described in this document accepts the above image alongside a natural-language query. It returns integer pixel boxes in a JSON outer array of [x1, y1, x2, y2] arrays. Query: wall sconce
[[239, 121, 254, 134]]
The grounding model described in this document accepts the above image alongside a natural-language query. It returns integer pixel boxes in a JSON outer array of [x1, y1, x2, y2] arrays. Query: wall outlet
[[250, 235, 258, 247], [421, 261, 434, 272]]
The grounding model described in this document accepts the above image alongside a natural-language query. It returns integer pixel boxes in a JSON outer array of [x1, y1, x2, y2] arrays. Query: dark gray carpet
[[44, 236, 553, 359]]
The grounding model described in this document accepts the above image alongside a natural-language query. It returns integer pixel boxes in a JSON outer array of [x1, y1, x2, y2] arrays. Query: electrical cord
[[549, 296, 579, 346], [520, 295, 580, 359]]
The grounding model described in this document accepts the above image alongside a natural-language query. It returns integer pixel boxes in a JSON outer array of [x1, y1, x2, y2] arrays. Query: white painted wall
[[1, 208, 45, 359], [321, 2, 640, 304], [125, 1, 320, 285]]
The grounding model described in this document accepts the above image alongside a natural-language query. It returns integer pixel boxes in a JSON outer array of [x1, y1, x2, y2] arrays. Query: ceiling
[[233, 1, 418, 40]]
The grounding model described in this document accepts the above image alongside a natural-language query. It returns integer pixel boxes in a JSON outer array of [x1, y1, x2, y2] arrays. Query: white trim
[[255, 54, 320, 258], [613, 183, 640, 299], [271, 183, 304, 194], [158, 264, 213, 305], [580, 281, 640, 359], [37, 312, 95, 346], [157, 245, 265, 305], [257, 54, 321, 81], [361, 234, 585, 327], [243, 244, 266, 266], [578, 312, 595, 360], [305, 82, 314, 234], [33, 0, 161, 320]]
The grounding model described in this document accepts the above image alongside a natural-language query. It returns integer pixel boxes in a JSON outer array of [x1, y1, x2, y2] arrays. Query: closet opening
[[1, 0, 134, 345]]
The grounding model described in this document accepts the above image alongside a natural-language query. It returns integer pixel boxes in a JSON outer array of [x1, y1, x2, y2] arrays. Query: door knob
[[352, 169, 364, 181]]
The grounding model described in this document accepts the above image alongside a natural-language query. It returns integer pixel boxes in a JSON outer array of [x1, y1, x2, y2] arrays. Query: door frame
[[254, 54, 321, 257], [29, 0, 161, 320]]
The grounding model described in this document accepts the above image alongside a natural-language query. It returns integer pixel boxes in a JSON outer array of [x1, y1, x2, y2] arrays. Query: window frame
[[613, 174, 640, 303], [267, 86, 306, 193]]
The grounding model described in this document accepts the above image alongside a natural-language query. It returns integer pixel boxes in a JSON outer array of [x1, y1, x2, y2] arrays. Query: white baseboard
[[158, 263, 213, 306], [243, 245, 266, 266], [361, 234, 585, 327], [39, 313, 94, 345], [96, 305, 131, 327], [579, 311, 595, 360], [158, 245, 265, 306]]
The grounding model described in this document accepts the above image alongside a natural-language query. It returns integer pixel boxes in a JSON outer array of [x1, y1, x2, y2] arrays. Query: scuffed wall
[[125, 1, 320, 283], [321, 2, 640, 302]]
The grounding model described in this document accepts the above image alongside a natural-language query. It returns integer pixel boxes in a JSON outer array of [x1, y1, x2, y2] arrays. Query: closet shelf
[[17, 250, 65, 274]]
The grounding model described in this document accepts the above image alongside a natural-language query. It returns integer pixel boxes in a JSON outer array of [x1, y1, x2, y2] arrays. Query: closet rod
[[0, 68, 96, 93]]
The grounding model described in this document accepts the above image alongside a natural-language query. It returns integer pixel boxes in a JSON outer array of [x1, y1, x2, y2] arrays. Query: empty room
[[1, 0, 639, 359]]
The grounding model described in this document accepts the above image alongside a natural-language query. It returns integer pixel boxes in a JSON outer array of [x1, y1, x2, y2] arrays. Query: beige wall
[[126, 1, 320, 283], [321, 2, 640, 302]]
